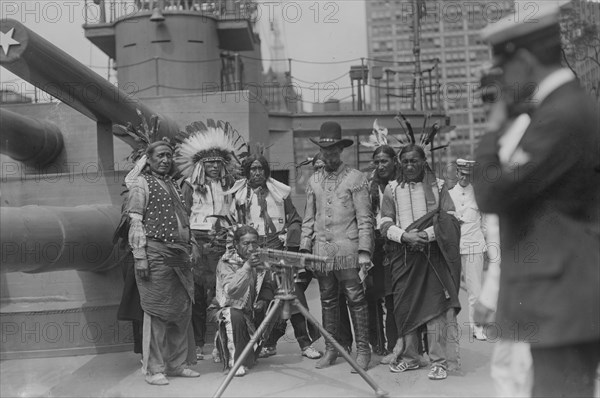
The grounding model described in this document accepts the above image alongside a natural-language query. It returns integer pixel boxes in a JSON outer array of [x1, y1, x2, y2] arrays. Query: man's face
[[235, 233, 259, 260], [457, 169, 473, 187], [320, 144, 343, 172], [147, 145, 173, 176], [400, 151, 425, 182], [204, 160, 222, 179], [373, 152, 395, 181], [498, 51, 536, 104], [248, 160, 267, 189]]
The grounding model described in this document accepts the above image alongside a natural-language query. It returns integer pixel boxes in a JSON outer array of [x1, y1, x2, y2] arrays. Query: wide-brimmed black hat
[[310, 121, 354, 148]]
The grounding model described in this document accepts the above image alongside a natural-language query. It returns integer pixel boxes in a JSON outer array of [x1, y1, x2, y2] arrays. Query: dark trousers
[[217, 308, 256, 369], [338, 293, 353, 349], [191, 230, 225, 349], [384, 294, 398, 352], [191, 282, 207, 347], [310, 268, 352, 349], [366, 235, 388, 354], [132, 320, 143, 354], [530, 340, 600, 397], [315, 268, 370, 355], [368, 298, 386, 354], [265, 311, 312, 349]]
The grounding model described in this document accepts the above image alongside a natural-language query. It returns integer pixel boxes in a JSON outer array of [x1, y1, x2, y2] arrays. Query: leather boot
[[315, 305, 339, 369], [354, 352, 371, 373], [315, 349, 338, 369], [349, 300, 371, 373]]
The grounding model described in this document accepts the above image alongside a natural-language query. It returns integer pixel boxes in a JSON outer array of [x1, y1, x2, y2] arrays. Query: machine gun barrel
[[256, 248, 328, 268]]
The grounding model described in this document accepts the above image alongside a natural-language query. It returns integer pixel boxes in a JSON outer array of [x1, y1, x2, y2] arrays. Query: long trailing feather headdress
[[174, 119, 249, 188], [393, 111, 455, 153]]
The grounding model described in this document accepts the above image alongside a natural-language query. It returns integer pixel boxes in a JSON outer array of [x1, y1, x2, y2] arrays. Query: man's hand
[[402, 229, 427, 251], [253, 300, 267, 313], [473, 300, 495, 326], [247, 252, 264, 269], [135, 258, 150, 280], [278, 234, 286, 244], [358, 252, 371, 266]]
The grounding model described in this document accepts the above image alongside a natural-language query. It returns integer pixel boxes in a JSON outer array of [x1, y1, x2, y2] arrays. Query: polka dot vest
[[143, 174, 186, 243]]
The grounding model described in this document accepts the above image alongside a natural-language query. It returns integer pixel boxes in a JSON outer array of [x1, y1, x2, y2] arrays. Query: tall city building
[[560, 0, 600, 101], [366, 0, 513, 160]]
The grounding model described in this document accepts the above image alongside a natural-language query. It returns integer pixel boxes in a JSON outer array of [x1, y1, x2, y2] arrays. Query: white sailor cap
[[480, 4, 561, 62], [456, 158, 475, 174]]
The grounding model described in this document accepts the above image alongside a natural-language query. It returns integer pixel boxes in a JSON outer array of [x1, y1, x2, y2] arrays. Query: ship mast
[[412, 0, 424, 110]]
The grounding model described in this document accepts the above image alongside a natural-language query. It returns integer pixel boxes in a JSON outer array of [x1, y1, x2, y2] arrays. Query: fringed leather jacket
[[300, 162, 373, 272]]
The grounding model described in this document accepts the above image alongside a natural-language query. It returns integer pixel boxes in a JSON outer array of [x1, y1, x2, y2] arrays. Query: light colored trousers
[[142, 311, 191, 375], [461, 252, 484, 327], [491, 340, 533, 397]]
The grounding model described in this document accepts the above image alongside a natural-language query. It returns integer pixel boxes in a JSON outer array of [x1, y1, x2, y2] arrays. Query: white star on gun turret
[[0, 28, 20, 56]]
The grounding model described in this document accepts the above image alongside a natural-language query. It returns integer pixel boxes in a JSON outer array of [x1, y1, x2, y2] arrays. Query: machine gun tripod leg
[[293, 298, 388, 398], [212, 295, 389, 398]]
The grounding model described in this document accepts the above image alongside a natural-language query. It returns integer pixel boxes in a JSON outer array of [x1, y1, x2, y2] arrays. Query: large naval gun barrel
[[0, 19, 180, 147], [0, 108, 64, 166], [0, 205, 123, 274]]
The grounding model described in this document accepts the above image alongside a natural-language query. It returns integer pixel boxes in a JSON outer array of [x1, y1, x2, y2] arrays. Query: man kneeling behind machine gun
[[212, 226, 328, 377], [212, 235, 389, 398]]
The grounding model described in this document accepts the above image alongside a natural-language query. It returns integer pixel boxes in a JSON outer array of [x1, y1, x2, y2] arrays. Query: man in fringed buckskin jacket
[[300, 121, 374, 372]]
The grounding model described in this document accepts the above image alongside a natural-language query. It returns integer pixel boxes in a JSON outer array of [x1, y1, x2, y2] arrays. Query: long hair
[[373, 145, 396, 160], [370, 145, 397, 215], [242, 154, 271, 179]]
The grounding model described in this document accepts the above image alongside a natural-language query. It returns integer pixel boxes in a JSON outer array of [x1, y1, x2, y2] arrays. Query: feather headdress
[[360, 119, 408, 149], [113, 109, 174, 189], [113, 109, 171, 162], [174, 119, 248, 189], [394, 111, 455, 152]]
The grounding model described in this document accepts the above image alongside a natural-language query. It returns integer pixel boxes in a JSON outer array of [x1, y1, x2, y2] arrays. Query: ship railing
[[84, 0, 258, 25]]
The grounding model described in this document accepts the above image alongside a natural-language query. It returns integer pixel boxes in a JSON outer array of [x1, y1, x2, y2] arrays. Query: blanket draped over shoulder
[[389, 209, 461, 336]]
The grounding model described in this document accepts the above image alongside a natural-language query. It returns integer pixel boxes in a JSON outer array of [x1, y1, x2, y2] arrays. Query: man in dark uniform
[[475, 6, 600, 396]]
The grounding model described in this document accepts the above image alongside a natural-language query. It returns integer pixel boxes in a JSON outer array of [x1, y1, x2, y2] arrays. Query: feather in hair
[[114, 109, 168, 162], [360, 119, 389, 148], [398, 111, 415, 144]]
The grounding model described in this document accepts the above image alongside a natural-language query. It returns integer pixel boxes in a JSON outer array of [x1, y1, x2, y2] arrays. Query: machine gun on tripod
[[213, 248, 388, 398]]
